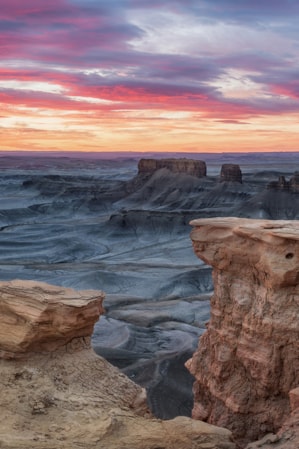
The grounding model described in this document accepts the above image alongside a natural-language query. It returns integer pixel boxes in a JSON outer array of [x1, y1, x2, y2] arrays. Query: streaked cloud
[[1, 0, 299, 152]]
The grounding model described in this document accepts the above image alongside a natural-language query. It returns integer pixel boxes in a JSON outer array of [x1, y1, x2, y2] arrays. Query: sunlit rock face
[[220, 164, 242, 183], [0, 280, 105, 358], [187, 218, 299, 446], [0, 279, 236, 449], [138, 158, 207, 178]]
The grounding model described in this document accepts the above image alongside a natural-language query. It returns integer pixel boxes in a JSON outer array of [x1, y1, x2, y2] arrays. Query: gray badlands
[[0, 151, 299, 421]]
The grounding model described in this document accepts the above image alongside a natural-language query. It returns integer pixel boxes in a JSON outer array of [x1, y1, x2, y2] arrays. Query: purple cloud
[[1, 0, 299, 130]]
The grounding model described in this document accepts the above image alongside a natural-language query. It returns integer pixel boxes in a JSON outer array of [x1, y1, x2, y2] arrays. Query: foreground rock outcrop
[[138, 158, 207, 177], [0, 280, 104, 357], [0, 280, 235, 449], [187, 218, 299, 446]]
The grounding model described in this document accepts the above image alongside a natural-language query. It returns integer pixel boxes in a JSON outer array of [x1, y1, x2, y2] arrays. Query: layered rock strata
[[138, 158, 207, 177], [220, 164, 242, 183], [187, 218, 299, 446], [0, 279, 235, 449], [0, 280, 104, 357]]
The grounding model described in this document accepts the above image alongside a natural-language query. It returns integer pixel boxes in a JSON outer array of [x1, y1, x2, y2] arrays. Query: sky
[[1, 0, 299, 153]]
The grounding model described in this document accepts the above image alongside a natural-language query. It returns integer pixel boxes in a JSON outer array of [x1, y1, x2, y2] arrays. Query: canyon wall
[[187, 218, 299, 446], [0, 279, 235, 449], [138, 158, 207, 177]]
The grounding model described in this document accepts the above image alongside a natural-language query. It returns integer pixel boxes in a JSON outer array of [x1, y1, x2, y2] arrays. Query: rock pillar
[[187, 218, 299, 445]]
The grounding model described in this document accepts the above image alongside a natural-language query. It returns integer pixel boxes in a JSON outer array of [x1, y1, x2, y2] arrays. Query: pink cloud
[[270, 82, 299, 99], [1, 0, 299, 154]]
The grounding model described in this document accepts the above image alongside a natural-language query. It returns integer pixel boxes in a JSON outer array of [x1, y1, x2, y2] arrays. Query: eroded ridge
[[187, 218, 299, 446]]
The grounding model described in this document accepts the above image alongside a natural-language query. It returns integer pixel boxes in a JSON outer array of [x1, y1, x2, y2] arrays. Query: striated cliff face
[[187, 218, 299, 446], [138, 158, 207, 177], [0, 279, 235, 449]]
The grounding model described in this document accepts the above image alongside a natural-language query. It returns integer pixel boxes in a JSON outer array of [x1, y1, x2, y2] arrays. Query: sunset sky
[[1, 0, 299, 153]]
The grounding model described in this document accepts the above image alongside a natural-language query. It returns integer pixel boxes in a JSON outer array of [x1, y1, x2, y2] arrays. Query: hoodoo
[[267, 172, 299, 192], [187, 218, 299, 446]]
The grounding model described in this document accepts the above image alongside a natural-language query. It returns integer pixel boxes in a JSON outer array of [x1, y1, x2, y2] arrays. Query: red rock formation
[[220, 164, 242, 183], [187, 218, 299, 446], [289, 387, 299, 412], [138, 158, 207, 177], [267, 173, 299, 192], [0, 280, 104, 358], [246, 388, 299, 449]]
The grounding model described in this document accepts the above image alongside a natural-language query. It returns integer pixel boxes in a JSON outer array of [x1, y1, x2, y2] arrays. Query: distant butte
[[267, 172, 299, 192], [220, 163, 242, 183], [138, 158, 207, 178]]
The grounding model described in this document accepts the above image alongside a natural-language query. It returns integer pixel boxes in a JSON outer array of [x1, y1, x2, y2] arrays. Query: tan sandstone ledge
[[0, 279, 105, 358], [0, 279, 235, 449], [187, 217, 299, 447]]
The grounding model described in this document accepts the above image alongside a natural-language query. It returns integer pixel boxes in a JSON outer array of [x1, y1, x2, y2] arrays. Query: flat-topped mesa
[[187, 218, 299, 446], [138, 158, 207, 178], [220, 164, 242, 183], [0, 280, 104, 358]]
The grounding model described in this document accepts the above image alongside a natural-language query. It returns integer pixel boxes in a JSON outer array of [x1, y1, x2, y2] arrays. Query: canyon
[[0, 152, 298, 447]]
